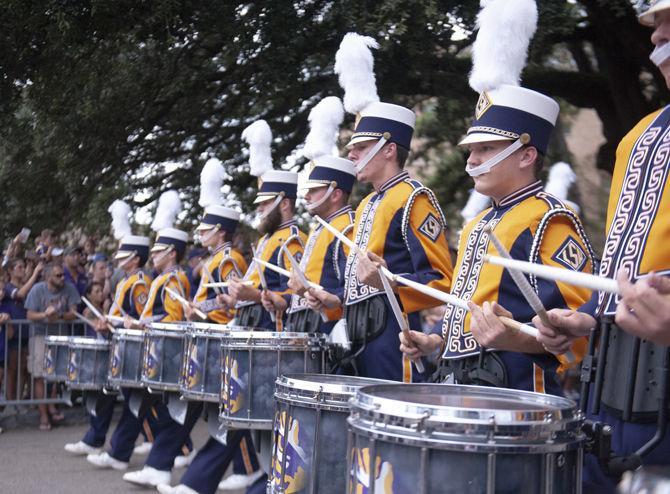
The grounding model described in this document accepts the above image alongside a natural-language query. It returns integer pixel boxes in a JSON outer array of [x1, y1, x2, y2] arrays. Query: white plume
[[107, 200, 132, 240], [303, 97, 345, 160], [545, 161, 577, 200], [334, 33, 380, 114], [460, 189, 491, 222], [199, 158, 226, 207], [242, 120, 273, 177], [469, 0, 538, 93], [151, 190, 182, 232]]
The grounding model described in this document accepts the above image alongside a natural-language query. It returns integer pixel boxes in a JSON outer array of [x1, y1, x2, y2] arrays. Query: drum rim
[[113, 328, 145, 338], [352, 383, 582, 430], [45, 335, 72, 344], [275, 373, 391, 401], [69, 337, 111, 347], [221, 331, 327, 348]]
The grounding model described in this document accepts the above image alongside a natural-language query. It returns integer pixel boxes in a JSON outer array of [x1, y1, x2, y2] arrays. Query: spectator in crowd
[[63, 246, 87, 297], [35, 229, 54, 260], [0, 277, 12, 400], [25, 263, 80, 430], [4, 258, 43, 401], [82, 281, 106, 338], [88, 256, 112, 313], [83, 237, 97, 263]]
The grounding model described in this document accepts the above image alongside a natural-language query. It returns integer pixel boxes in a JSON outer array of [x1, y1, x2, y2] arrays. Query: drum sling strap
[[285, 309, 321, 333], [579, 319, 670, 477], [236, 304, 264, 328], [433, 349, 508, 388]]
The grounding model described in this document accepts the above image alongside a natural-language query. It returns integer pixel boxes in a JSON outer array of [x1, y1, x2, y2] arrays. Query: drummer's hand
[[123, 315, 138, 329], [533, 308, 594, 355], [0, 312, 9, 324], [468, 301, 522, 351], [305, 288, 341, 311], [356, 252, 389, 291], [216, 292, 234, 310], [228, 276, 260, 303], [184, 302, 196, 321], [399, 330, 442, 360], [260, 290, 287, 313], [615, 270, 670, 346], [94, 318, 108, 333], [287, 271, 306, 297]]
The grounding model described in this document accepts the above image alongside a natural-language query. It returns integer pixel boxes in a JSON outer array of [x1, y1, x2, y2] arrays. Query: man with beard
[[25, 263, 80, 430], [226, 170, 306, 329]]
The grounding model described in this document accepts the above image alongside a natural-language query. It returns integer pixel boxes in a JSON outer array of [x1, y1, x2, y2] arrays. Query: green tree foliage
[[0, 0, 662, 239]]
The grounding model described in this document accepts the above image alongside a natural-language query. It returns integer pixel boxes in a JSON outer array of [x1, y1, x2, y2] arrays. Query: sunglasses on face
[[52, 273, 64, 278]]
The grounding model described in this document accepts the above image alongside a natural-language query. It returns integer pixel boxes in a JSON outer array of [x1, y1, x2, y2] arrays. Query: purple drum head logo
[[185, 343, 201, 389], [111, 344, 121, 377], [145, 340, 159, 379], [350, 447, 395, 494], [222, 355, 244, 413], [67, 351, 78, 381], [271, 410, 308, 492]]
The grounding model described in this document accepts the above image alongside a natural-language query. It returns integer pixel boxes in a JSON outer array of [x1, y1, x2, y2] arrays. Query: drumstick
[[81, 296, 116, 332], [315, 215, 362, 255], [107, 314, 141, 326], [485, 227, 575, 361], [164, 286, 208, 320], [485, 254, 620, 295], [379, 267, 539, 339], [253, 258, 324, 290], [204, 281, 254, 288]]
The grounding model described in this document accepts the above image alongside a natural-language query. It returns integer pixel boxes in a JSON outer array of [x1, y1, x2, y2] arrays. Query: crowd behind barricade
[[0, 229, 211, 432]]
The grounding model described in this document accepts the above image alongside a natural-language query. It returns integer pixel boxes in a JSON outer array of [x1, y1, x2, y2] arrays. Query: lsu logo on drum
[[44, 348, 55, 375], [144, 340, 159, 379], [110, 344, 122, 377], [221, 355, 243, 414], [185, 342, 201, 389], [271, 410, 308, 493], [349, 447, 395, 494], [67, 351, 78, 381]]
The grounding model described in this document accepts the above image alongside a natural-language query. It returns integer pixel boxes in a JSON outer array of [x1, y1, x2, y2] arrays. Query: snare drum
[[220, 331, 327, 430], [108, 329, 144, 388], [44, 335, 71, 382], [141, 322, 188, 393], [66, 337, 110, 390], [347, 384, 585, 494], [180, 322, 230, 402], [269, 374, 390, 494]]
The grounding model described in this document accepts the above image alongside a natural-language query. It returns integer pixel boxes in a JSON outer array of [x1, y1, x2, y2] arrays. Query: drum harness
[[579, 317, 670, 477]]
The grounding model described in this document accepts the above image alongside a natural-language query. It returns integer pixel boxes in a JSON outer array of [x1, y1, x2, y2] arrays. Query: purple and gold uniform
[[236, 220, 306, 330], [344, 170, 454, 382], [141, 267, 190, 323], [110, 270, 150, 320], [439, 181, 594, 394], [286, 206, 355, 332], [193, 243, 247, 324], [582, 106, 670, 491]]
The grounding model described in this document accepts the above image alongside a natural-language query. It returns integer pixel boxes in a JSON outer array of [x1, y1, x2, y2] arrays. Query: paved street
[[0, 417, 250, 494]]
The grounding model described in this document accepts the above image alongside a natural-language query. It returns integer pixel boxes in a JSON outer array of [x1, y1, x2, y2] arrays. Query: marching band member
[[399, 0, 594, 394], [333, 33, 454, 382], [226, 120, 307, 329], [534, 2, 670, 490], [158, 160, 263, 494], [267, 97, 356, 335], [67, 202, 155, 458], [119, 225, 197, 487]]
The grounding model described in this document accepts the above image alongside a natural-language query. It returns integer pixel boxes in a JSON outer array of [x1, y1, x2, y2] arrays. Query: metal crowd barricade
[[0, 319, 87, 406]]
